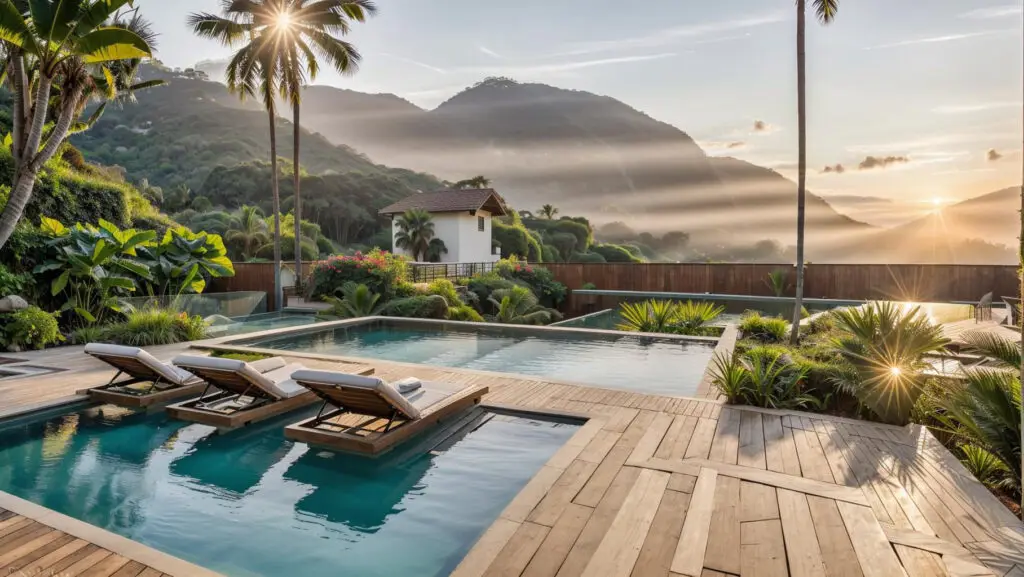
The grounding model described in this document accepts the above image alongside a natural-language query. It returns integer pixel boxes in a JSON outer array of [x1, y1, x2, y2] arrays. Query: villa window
[[478, 216, 485, 231]]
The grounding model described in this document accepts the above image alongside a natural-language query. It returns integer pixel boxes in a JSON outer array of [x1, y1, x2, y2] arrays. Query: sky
[[142, 0, 1024, 227]]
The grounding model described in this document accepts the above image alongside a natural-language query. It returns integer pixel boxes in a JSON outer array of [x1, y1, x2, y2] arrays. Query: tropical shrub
[[541, 244, 560, 263], [550, 232, 578, 261], [466, 273, 518, 313], [103, 307, 209, 347], [487, 287, 560, 325], [569, 251, 606, 263], [495, 259, 568, 307], [739, 312, 790, 343], [2, 307, 63, 350], [591, 243, 641, 263], [709, 346, 820, 410], [34, 218, 156, 326], [137, 228, 235, 295], [674, 301, 726, 335], [308, 249, 408, 300], [828, 302, 948, 426], [68, 325, 107, 345], [764, 269, 790, 297], [320, 283, 385, 318], [958, 444, 1013, 491], [448, 305, 484, 322], [425, 279, 463, 306], [381, 295, 448, 319], [0, 263, 31, 297], [616, 299, 723, 336]]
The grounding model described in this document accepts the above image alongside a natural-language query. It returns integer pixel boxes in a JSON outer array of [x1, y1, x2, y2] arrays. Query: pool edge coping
[[0, 491, 224, 577]]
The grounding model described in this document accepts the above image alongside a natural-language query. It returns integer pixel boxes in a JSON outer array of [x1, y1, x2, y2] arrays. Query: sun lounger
[[165, 355, 374, 430], [83, 343, 210, 408], [283, 370, 487, 455]]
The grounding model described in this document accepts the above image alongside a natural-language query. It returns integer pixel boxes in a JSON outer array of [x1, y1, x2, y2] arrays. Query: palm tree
[[452, 176, 490, 189], [394, 208, 443, 261], [539, 204, 559, 219], [487, 287, 556, 325], [276, 0, 376, 293], [0, 0, 154, 249], [789, 0, 839, 345], [190, 0, 298, 310], [226, 205, 270, 260], [322, 282, 384, 318]]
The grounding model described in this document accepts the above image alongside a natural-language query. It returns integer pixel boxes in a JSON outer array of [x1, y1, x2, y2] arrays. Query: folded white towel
[[393, 377, 422, 393]]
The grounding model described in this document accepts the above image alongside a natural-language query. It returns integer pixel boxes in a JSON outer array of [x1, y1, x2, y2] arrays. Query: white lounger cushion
[[291, 370, 423, 420], [171, 355, 305, 400], [85, 343, 197, 386]]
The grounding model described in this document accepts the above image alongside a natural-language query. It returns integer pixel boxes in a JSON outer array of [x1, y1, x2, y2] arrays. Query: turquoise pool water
[[207, 311, 324, 337], [241, 321, 716, 396], [0, 404, 577, 577]]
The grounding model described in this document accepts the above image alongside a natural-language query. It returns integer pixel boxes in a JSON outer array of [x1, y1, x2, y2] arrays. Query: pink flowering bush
[[307, 248, 409, 300]]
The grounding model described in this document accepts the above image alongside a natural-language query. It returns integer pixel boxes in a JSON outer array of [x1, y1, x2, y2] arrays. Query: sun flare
[[275, 11, 293, 30]]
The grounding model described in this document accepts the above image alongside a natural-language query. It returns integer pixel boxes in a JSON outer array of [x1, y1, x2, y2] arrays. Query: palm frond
[[959, 330, 1021, 369], [811, 0, 839, 24]]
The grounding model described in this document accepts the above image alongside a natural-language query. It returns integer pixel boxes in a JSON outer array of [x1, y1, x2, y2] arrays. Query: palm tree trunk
[[789, 0, 808, 346], [293, 100, 303, 290], [269, 108, 283, 310]]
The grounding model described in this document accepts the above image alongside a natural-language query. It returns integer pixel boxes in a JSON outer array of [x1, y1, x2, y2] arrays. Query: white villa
[[379, 188, 507, 263]]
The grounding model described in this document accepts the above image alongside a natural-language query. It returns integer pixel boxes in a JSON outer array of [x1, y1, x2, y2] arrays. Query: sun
[[275, 10, 293, 30], [931, 197, 944, 207]]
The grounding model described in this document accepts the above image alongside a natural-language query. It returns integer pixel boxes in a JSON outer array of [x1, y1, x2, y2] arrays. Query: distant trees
[[394, 209, 447, 262], [539, 204, 559, 219], [451, 176, 491, 189], [226, 206, 270, 260]]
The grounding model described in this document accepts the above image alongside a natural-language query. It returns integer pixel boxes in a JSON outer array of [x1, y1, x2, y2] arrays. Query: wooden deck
[[0, 343, 1021, 577]]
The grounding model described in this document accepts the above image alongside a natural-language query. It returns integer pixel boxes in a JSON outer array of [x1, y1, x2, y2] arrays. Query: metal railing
[[409, 262, 496, 283]]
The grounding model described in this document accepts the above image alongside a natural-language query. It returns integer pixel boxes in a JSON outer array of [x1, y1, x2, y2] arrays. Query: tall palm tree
[[277, 0, 375, 291], [789, 0, 839, 345], [190, 0, 297, 310], [452, 175, 490, 189], [539, 204, 559, 219], [394, 208, 444, 261], [226, 205, 270, 260], [0, 0, 154, 250]]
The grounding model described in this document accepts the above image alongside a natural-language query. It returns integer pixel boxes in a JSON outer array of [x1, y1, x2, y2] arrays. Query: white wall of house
[[391, 210, 499, 263]]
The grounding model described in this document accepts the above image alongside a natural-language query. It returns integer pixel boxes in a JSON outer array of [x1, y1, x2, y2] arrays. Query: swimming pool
[[237, 319, 717, 396], [0, 404, 577, 577], [206, 311, 325, 337]]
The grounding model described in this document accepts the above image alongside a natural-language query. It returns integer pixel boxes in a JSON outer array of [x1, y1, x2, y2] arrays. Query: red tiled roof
[[378, 188, 508, 216]]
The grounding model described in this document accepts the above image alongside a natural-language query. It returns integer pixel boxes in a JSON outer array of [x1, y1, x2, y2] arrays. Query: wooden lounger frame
[[166, 366, 376, 430], [81, 358, 204, 409], [283, 383, 488, 456]]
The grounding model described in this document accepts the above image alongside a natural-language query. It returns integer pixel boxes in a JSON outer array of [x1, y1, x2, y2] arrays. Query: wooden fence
[[210, 262, 1019, 312]]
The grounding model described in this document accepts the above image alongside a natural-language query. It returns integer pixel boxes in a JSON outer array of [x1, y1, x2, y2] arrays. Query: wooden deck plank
[[522, 504, 592, 577], [671, 468, 718, 577], [667, 473, 697, 494], [777, 489, 827, 577], [528, 460, 599, 527], [627, 413, 674, 464], [703, 475, 741, 575], [484, 522, 550, 577], [791, 425, 836, 484], [741, 519, 788, 577], [683, 418, 718, 460], [556, 467, 642, 577], [894, 544, 949, 577], [708, 408, 741, 465], [630, 490, 690, 577], [109, 561, 147, 577], [17, 538, 89, 576], [583, 469, 670, 577], [806, 495, 865, 577], [79, 553, 131, 577], [739, 481, 779, 523], [451, 518, 523, 577], [737, 411, 767, 470], [763, 414, 801, 476], [836, 501, 907, 577]]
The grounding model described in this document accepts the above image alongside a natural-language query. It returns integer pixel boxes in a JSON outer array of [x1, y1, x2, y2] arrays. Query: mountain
[[70, 64, 441, 193], [291, 77, 874, 257], [847, 187, 1020, 264]]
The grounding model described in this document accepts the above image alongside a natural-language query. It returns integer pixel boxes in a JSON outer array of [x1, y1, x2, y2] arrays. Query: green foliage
[[137, 228, 235, 295], [549, 232, 577, 261], [210, 351, 272, 362], [493, 258, 567, 307], [829, 302, 949, 426], [764, 269, 791, 297], [308, 249, 409, 301], [569, 251, 606, 263], [394, 209, 445, 262], [541, 244, 560, 263], [958, 445, 1013, 491], [320, 283, 385, 318], [487, 286, 560, 325], [591, 243, 642, 263], [493, 220, 535, 260], [426, 279, 463, 306], [68, 325, 107, 345], [710, 346, 821, 410], [2, 307, 63, 351], [381, 295, 449, 319], [739, 312, 790, 343], [467, 273, 517, 313], [0, 263, 31, 297], [616, 299, 723, 336], [34, 218, 157, 326], [103, 306, 209, 347], [448, 305, 484, 322]]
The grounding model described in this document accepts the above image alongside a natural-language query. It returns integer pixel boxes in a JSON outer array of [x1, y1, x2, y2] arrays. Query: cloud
[[858, 155, 910, 170], [960, 5, 1023, 19], [478, 45, 502, 59], [865, 30, 1005, 49], [559, 13, 785, 56], [379, 52, 447, 74], [456, 53, 678, 76], [933, 101, 1022, 114], [701, 140, 747, 152], [753, 120, 776, 134], [821, 164, 846, 174], [727, 141, 746, 149], [988, 148, 1004, 161]]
